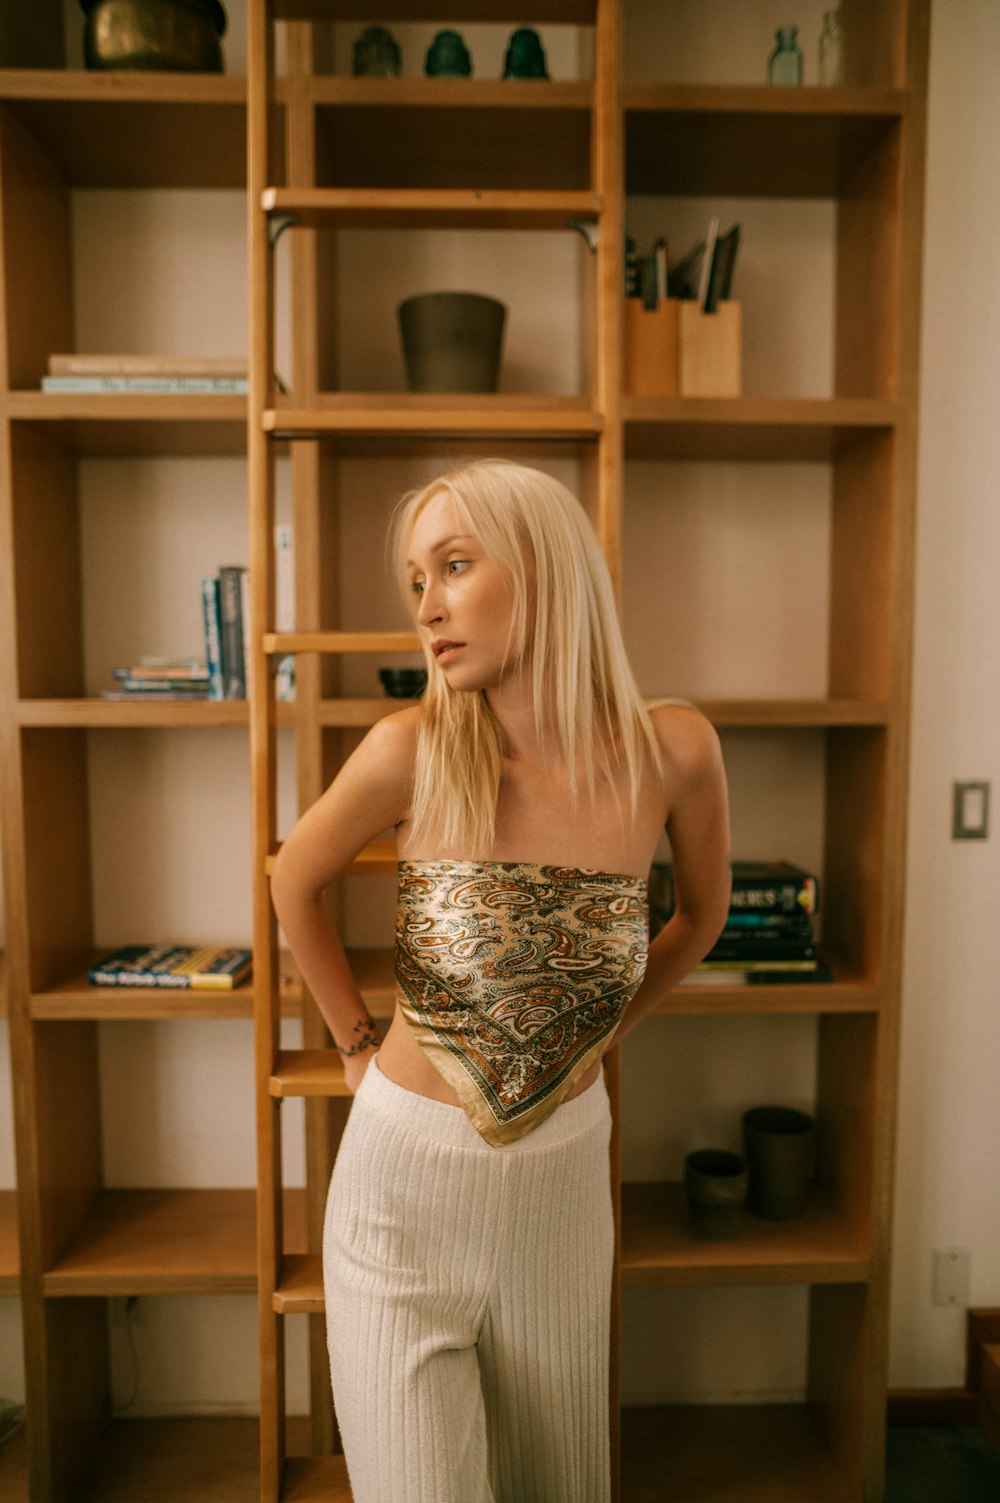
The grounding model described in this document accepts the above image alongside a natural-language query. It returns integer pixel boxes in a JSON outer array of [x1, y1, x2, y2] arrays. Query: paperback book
[[42, 376, 248, 394], [651, 860, 819, 921], [102, 658, 211, 701], [89, 945, 253, 991], [48, 354, 248, 378]]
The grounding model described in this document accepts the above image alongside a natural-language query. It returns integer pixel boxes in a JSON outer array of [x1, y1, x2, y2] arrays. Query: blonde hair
[[389, 459, 660, 855]]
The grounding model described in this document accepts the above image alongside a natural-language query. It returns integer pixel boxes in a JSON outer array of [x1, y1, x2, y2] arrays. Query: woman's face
[[406, 489, 518, 694]]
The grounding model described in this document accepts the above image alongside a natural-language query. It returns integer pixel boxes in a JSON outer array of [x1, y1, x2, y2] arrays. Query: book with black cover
[[89, 945, 253, 991]]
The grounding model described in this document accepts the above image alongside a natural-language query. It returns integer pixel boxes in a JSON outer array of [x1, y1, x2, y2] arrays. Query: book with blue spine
[[201, 577, 225, 699]]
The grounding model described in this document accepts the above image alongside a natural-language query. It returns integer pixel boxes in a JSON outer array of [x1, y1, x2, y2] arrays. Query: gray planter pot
[[742, 1105, 816, 1221], [398, 291, 506, 393]]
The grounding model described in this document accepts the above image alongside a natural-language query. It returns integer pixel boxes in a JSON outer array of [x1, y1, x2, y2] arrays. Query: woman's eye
[[448, 559, 470, 575], [410, 580, 425, 595]]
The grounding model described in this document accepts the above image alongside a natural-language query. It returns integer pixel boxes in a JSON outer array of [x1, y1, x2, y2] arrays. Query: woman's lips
[[434, 642, 464, 664]]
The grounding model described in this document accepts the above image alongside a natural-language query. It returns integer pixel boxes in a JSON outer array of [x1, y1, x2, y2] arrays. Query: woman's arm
[[612, 705, 732, 1045], [270, 709, 417, 1087]]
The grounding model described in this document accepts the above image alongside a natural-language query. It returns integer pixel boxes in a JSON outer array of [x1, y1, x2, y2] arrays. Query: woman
[[270, 459, 731, 1503]]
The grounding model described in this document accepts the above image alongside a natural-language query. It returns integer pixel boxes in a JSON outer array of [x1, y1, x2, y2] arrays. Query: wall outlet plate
[[932, 1247, 971, 1307]]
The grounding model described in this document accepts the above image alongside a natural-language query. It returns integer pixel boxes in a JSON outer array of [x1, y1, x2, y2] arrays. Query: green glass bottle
[[767, 26, 803, 86]]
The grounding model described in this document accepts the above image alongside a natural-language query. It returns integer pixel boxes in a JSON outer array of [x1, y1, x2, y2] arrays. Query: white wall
[[890, 0, 1000, 1388]]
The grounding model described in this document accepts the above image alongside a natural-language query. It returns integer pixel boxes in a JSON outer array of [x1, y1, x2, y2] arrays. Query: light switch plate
[[952, 781, 990, 840]]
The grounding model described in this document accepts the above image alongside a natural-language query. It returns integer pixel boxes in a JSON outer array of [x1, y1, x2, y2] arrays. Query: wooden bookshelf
[[621, 1405, 848, 1503], [310, 77, 592, 192], [0, 0, 928, 1497], [625, 85, 904, 198], [623, 396, 900, 462], [27, 948, 392, 1022], [244, 3, 929, 1497], [8, 391, 248, 456], [42, 1188, 304, 1297], [620, 1182, 869, 1287], [0, 70, 249, 188], [0, 1188, 19, 1293]]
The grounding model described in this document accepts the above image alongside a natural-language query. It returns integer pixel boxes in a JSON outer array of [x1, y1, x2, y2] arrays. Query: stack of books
[[88, 945, 253, 991], [103, 659, 212, 701], [101, 564, 252, 702], [651, 860, 832, 985], [42, 354, 248, 394]]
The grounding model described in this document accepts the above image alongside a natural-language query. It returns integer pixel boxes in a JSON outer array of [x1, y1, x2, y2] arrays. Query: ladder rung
[[273, 1253, 324, 1314], [269, 1050, 348, 1098], [264, 631, 420, 655], [265, 839, 397, 878]]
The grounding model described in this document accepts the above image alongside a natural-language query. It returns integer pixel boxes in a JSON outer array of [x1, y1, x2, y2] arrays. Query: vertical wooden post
[[247, 2, 284, 1499]]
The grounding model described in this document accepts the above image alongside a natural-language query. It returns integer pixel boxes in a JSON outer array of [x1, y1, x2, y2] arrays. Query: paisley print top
[[395, 859, 649, 1147]]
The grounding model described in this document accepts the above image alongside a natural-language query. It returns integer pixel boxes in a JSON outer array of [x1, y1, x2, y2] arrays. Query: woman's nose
[[416, 583, 445, 626]]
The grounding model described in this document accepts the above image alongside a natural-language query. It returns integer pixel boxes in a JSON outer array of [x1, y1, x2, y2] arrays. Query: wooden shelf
[[621, 1404, 846, 1503], [0, 1417, 343, 1503], [8, 392, 247, 457], [29, 948, 392, 1021], [17, 698, 253, 729], [273, 1253, 323, 1315], [30, 954, 257, 1020], [275, 0, 593, 20], [269, 1050, 349, 1099], [311, 78, 592, 192], [0, 1423, 25, 1503], [311, 697, 886, 730], [625, 85, 904, 198], [0, 1190, 19, 1293], [43, 1187, 305, 1296], [678, 699, 889, 728], [282, 1456, 352, 1502], [0, 70, 249, 189], [262, 185, 602, 230], [667, 963, 877, 1016], [623, 397, 899, 461], [264, 393, 601, 442], [318, 696, 418, 727], [621, 1182, 869, 1287]]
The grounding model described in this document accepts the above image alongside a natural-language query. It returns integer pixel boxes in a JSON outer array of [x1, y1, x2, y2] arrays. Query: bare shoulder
[[359, 705, 421, 778], [647, 700, 724, 788]]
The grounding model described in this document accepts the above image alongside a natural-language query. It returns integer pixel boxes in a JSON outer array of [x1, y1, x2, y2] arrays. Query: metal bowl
[[80, 0, 227, 73]]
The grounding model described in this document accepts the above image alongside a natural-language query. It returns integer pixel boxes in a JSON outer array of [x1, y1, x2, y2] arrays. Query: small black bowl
[[379, 667, 427, 699]]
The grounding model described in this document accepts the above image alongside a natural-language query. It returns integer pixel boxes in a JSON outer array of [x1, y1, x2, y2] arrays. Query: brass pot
[[80, 0, 227, 73]]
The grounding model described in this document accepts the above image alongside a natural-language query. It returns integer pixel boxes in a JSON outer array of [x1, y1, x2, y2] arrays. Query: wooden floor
[[0, 1408, 850, 1502]]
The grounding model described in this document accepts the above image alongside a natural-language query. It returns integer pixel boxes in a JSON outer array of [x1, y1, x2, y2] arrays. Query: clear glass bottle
[[818, 10, 845, 86], [767, 26, 804, 86]]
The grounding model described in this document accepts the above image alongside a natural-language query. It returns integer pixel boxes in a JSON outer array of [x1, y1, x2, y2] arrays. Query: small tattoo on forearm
[[336, 1018, 380, 1057]]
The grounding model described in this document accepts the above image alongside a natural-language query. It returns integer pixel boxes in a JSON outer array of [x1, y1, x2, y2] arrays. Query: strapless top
[[394, 859, 649, 1147]]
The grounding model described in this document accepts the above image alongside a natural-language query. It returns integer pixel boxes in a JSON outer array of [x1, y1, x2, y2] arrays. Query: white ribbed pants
[[323, 1053, 615, 1503]]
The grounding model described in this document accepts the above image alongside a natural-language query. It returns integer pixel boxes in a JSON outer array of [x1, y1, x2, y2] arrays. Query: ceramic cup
[[742, 1105, 816, 1220], [398, 292, 506, 393], [683, 1149, 748, 1241], [379, 667, 427, 699]]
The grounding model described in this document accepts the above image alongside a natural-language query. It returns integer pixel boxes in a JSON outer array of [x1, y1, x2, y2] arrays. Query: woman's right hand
[[342, 1048, 378, 1096]]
